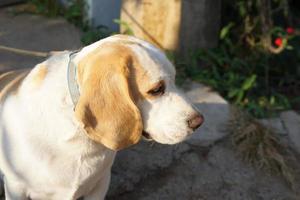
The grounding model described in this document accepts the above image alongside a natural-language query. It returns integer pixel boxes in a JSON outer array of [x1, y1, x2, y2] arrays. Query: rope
[[0, 45, 48, 57]]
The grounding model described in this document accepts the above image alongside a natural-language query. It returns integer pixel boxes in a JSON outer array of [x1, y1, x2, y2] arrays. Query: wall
[[121, 0, 221, 54], [86, 0, 121, 32]]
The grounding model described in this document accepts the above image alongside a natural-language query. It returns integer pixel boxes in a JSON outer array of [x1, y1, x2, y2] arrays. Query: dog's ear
[[75, 47, 142, 151]]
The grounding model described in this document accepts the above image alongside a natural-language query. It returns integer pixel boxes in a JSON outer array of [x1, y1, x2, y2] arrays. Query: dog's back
[[0, 62, 115, 200], [0, 69, 29, 103]]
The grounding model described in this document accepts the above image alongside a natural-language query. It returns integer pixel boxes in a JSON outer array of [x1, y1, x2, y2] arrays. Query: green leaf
[[228, 89, 240, 98], [114, 19, 134, 35], [220, 23, 235, 40], [286, 45, 293, 50], [270, 96, 276, 105], [242, 74, 257, 91], [238, 2, 246, 17], [235, 90, 244, 104]]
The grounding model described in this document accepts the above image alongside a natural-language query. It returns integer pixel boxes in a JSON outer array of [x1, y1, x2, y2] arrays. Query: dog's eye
[[148, 82, 165, 96]]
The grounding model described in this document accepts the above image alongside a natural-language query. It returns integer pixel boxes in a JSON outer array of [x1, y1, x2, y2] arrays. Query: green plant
[[81, 26, 111, 45], [113, 19, 134, 35], [26, 0, 61, 17], [176, 0, 299, 117], [63, 0, 86, 28]]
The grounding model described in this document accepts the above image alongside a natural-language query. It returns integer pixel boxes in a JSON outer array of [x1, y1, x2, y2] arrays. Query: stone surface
[[179, 0, 221, 53], [121, 0, 221, 53], [259, 118, 287, 135], [108, 140, 299, 200], [107, 141, 192, 197], [184, 81, 230, 146], [121, 0, 181, 50], [280, 110, 300, 154], [86, 0, 121, 32], [0, 6, 82, 72], [107, 82, 300, 200]]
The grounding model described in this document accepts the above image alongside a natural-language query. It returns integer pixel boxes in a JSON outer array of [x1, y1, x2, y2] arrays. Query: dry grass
[[229, 106, 295, 188]]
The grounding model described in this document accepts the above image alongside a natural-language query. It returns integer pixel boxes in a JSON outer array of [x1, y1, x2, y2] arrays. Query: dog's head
[[74, 35, 204, 151]]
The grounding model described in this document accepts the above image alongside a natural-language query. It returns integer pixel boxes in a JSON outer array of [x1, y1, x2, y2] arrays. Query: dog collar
[[67, 50, 81, 109]]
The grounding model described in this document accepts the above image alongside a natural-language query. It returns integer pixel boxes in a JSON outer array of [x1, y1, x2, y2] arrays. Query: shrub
[[178, 0, 300, 117]]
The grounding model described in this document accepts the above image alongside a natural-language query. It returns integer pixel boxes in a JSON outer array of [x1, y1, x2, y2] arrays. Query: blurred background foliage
[[23, 0, 300, 118], [177, 0, 300, 118]]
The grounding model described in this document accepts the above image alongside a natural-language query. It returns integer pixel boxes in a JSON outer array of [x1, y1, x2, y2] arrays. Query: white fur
[[0, 35, 200, 200], [123, 36, 199, 144]]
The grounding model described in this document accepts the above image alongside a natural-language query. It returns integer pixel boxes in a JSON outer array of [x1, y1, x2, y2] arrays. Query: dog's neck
[[16, 52, 113, 155]]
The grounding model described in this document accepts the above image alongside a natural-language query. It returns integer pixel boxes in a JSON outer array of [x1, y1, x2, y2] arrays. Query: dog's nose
[[187, 114, 204, 130]]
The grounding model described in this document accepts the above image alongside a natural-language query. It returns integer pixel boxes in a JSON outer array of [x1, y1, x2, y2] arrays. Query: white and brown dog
[[0, 35, 203, 200]]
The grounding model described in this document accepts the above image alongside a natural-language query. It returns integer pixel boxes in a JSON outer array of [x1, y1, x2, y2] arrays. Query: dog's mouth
[[142, 130, 153, 141]]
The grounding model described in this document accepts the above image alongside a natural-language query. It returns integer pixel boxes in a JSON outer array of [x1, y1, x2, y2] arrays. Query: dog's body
[[0, 35, 203, 199], [0, 55, 115, 200]]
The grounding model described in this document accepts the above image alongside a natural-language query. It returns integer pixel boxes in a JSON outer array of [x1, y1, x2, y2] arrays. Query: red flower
[[274, 37, 283, 47], [286, 27, 295, 34]]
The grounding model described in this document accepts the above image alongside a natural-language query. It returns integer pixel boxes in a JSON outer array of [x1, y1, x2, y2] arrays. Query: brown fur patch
[[75, 43, 152, 150], [30, 64, 48, 87], [0, 69, 29, 102], [79, 43, 152, 101]]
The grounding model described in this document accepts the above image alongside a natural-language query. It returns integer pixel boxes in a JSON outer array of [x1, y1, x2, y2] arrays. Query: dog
[[0, 35, 203, 200]]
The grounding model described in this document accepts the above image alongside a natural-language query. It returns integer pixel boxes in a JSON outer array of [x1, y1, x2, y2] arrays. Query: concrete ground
[[1, 5, 300, 200], [107, 82, 300, 200], [0, 5, 81, 72]]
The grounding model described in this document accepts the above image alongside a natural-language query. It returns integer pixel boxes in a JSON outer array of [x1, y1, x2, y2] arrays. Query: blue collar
[[67, 51, 80, 109]]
